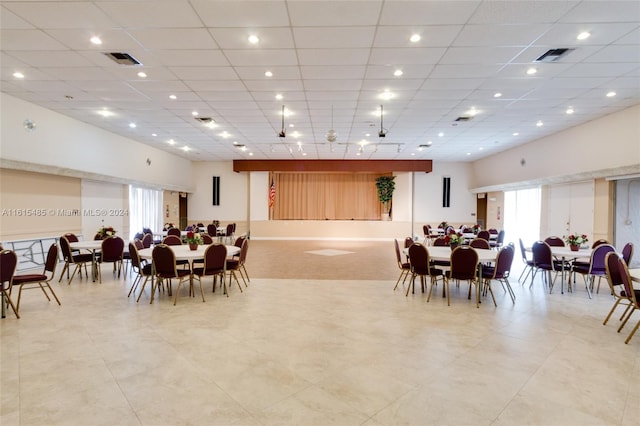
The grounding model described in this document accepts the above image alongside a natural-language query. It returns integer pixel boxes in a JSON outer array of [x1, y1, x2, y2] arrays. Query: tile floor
[[1, 248, 639, 426]]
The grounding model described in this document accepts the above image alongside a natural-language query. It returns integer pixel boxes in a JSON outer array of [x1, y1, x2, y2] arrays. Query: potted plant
[[96, 226, 116, 239], [564, 233, 588, 251], [375, 175, 396, 220], [185, 231, 203, 250], [444, 230, 463, 249]]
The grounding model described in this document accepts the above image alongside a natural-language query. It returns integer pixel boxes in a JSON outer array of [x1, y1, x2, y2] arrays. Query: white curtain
[[129, 186, 163, 240], [504, 187, 541, 248]]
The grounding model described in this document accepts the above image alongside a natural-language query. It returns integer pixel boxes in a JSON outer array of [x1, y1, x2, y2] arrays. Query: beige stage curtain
[[270, 172, 387, 220]]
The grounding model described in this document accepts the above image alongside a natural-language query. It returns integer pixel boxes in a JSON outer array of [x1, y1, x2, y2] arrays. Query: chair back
[[142, 233, 153, 248], [394, 239, 404, 266], [588, 244, 616, 275], [449, 246, 478, 281], [477, 230, 490, 241], [488, 228, 498, 235], [544, 236, 564, 247], [493, 245, 515, 279], [404, 237, 413, 249], [0, 250, 18, 287], [591, 239, 609, 249], [151, 245, 178, 279], [622, 242, 634, 265], [445, 226, 455, 235], [203, 244, 227, 273], [167, 228, 181, 237], [532, 241, 553, 268], [202, 234, 214, 244], [605, 252, 623, 290], [433, 237, 448, 247], [101, 236, 124, 262], [63, 233, 79, 243], [496, 230, 505, 244], [519, 238, 528, 261], [134, 232, 144, 241], [134, 238, 144, 250], [238, 239, 249, 264], [59, 235, 73, 261], [44, 244, 59, 275], [616, 256, 638, 307], [234, 235, 246, 248], [128, 242, 142, 270], [408, 243, 430, 275], [423, 225, 430, 237], [207, 224, 217, 236], [470, 238, 490, 249], [225, 223, 234, 235], [163, 235, 182, 246]]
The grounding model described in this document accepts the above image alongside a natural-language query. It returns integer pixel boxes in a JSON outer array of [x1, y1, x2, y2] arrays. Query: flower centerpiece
[[564, 233, 588, 251], [185, 231, 203, 250], [96, 226, 116, 239], [444, 230, 463, 248], [438, 221, 449, 229], [163, 223, 175, 231], [472, 224, 481, 235]]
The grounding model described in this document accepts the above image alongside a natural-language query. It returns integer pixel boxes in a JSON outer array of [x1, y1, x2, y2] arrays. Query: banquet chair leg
[[625, 318, 640, 344], [618, 307, 635, 332]]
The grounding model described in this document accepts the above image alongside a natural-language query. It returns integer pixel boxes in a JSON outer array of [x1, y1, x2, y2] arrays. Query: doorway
[[179, 193, 188, 230]]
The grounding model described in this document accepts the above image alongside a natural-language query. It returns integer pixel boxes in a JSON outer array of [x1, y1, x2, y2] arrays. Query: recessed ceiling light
[[438, 132, 444, 137], [192, 111, 199, 116], [418, 146, 424, 151], [513, 132, 519, 136], [526, 67, 537, 75], [129, 122, 137, 128], [90, 36, 102, 45], [493, 92, 502, 98], [167, 139, 176, 145], [365, 133, 371, 137], [13, 71, 24, 79], [248, 35, 260, 44], [479, 147, 484, 151], [606, 91, 617, 97], [96, 109, 114, 117], [169, 94, 177, 100], [426, 140, 433, 146], [182, 146, 191, 152], [380, 90, 394, 100], [219, 131, 231, 138], [289, 124, 294, 128], [152, 133, 157, 137], [275, 93, 283, 100], [411, 152, 416, 156], [577, 31, 591, 40], [566, 107, 574, 114], [536, 120, 543, 127], [249, 152, 254, 156], [466, 107, 479, 116], [466, 152, 471, 156], [302, 152, 308, 156], [264, 71, 273, 77], [409, 34, 421, 43], [137, 71, 147, 78], [393, 69, 403, 77]]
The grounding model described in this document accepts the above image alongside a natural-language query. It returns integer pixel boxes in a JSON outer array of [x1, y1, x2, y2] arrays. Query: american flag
[[269, 180, 276, 207]]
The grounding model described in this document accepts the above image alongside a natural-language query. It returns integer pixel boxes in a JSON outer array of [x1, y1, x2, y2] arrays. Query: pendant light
[[326, 105, 337, 143]]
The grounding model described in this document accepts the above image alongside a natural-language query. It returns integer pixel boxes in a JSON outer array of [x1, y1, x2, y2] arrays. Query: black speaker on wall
[[212, 176, 220, 206], [442, 176, 451, 208]]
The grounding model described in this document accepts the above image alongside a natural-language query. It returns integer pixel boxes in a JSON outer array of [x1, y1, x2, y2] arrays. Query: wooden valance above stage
[[233, 159, 432, 173]]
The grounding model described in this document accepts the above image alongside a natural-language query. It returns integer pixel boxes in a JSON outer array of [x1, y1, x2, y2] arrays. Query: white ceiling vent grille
[[104, 52, 142, 66], [535, 48, 575, 63]]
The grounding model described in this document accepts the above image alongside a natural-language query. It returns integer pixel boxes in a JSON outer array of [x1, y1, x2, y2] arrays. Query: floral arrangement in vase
[[96, 226, 116, 239], [444, 230, 463, 246], [163, 223, 175, 231], [185, 231, 203, 249], [472, 224, 481, 234], [564, 233, 588, 250], [438, 221, 449, 229]]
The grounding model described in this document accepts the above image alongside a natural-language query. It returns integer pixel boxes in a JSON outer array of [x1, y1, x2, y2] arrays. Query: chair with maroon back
[[162, 235, 189, 269], [603, 252, 634, 326], [58, 235, 92, 284], [393, 239, 411, 291], [445, 246, 481, 307], [544, 236, 565, 247], [226, 239, 249, 291], [12, 244, 61, 313], [0, 250, 20, 318], [431, 237, 451, 268], [470, 238, 491, 250], [531, 241, 560, 292], [127, 242, 153, 302], [615, 257, 640, 344], [481, 245, 515, 304], [142, 233, 153, 248], [167, 228, 181, 237], [477, 230, 491, 241], [152, 244, 199, 305], [406, 243, 443, 300], [193, 244, 228, 296], [98, 236, 125, 283]]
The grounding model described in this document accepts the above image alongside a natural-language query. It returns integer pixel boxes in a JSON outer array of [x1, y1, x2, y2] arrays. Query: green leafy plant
[[375, 175, 396, 215]]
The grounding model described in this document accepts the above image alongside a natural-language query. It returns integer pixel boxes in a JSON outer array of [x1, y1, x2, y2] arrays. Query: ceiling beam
[[233, 160, 432, 173]]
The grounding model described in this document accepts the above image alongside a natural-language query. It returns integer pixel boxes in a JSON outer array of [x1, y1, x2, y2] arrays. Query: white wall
[[81, 180, 127, 240], [413, 162, 477, 227], [471, 104, 640, 190], [188, 161, 248, 222], [249, 171, 269, 221], [0, 93, 192, 191]]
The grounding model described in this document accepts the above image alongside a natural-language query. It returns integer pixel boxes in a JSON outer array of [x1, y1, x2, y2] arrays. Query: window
[[504, 187, 541, 246], [128, 186, 162, 239]]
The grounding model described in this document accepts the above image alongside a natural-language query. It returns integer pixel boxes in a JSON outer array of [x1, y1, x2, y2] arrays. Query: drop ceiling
[[1, 0, 639, 162]]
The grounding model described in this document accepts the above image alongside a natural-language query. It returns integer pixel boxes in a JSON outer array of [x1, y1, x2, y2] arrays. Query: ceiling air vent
[[104, 52, 142, 66], [194, 117, 214, 123], [535, 48, 574, 63]]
